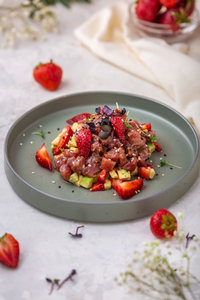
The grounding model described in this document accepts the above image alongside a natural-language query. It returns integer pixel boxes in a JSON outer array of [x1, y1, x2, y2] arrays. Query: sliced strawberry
[[141, 123, 151, 131], [138, 166, 155, 180], [36, 143, 52, 171], [66, 113, 91, 125], [112, 177, 143, 199], [53, 126, 73, 156], [159, 0, 179, 8], [90, 182, 105, 192], [0, 233, 20, 268], [154, 142, 162, 152], [150, 208, 177, 239], [110, 116, 125, 144], [76, 129, 92, 158], [98, 169, 107, 184]]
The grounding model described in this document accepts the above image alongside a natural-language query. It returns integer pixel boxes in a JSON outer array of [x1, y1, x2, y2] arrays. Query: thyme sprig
[[160, 159, 182, 169], [32, 129, 45, 138]]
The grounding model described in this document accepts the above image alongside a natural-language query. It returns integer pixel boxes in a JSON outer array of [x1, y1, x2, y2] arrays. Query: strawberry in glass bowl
[[129, 0, 199, 43]]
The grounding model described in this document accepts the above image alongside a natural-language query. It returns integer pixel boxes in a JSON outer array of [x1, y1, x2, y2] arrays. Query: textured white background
[[0, 1, 200, 299]]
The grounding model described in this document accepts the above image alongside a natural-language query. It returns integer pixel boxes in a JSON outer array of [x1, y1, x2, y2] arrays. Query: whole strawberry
[[159, 0, 180, 8], [156, 7, 189, 31], [33, 59, 62, 91], [136, 0, 161, 22], [76, 129, 92, 158], [0, 233, 20, 268], [150, 208, 177, 239]]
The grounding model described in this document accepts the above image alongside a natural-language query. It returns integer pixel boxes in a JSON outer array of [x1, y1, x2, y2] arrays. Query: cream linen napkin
[[74, 2, 200, 133]]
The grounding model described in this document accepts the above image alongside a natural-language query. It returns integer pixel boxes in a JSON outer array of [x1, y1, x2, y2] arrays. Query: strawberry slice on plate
[[98, 169, 107, 184], [0, 233, 20, 268], [53, 125, 73, 156], [90, 182, 105, 192], [66, 113, 91, 125], [138, 166, 155, 180], [112, 177, 143, 199], [36, 143, 52, 171], [110, 116, 126, 144], [76, 129, 92, 158]]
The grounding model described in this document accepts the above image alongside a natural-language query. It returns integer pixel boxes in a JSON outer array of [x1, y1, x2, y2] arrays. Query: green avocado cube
[[104, 179, 112, 190], [80, 176, 94, 189], [74, 175, 83, 187], [148, 142, 156, 155], [69, 173, 79, 184], [117, 169, 131, 180], [109, 170, 118, 179]]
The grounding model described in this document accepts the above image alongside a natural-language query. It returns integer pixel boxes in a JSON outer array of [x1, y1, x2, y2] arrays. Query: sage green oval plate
[[4, 91, 200, 222]]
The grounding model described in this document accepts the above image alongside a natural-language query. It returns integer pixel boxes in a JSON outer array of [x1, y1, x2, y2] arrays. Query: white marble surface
[[0, 1, 200, 299]]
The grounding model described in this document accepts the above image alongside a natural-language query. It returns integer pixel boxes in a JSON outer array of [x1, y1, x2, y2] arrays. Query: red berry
[[0, 233, 20, 268], [150, 208, 177, 239], [159, 0, 180, 8], [112, 177, 143, 199], [35, 143, 52, 171], [110, 116, 126, 144], [66, 113, 91, 125], [98, 169, 107, 184], [76, 129, 92, 158], [154, 142, 162, 152], [136, 0, 161, 22], [156, 7, 189, 31], [33, 60, 62, 91], [53, 126, 73, 156], [90, 182, 105, 192]]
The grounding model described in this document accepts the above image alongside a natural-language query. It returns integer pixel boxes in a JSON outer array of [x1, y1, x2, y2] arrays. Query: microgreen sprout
[[46, 278, 60, 295], [185, 233, 196, 249], [160, 160, 182, 169], [68, 225, 84, 238], [60, 148, 65, 152], [32, 129, 45, 138], [149, 136, 157, 143], [57, 269, 77, 290]]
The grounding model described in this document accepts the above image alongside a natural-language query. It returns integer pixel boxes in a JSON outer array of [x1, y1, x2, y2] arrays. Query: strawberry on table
[[53, 126, 73, 156], [150, 208, 177, 239], [36, 143, 52, 171], [0, 233, 20, 268], [112, 177, 143, 199], [110, 116, 126, 144], [66, 113, 91, 125], [33, 59, 62, 91], [76, 129, 92, 158]]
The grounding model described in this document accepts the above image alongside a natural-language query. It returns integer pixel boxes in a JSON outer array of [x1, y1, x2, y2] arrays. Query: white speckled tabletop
[[0, 1, 200, 299]]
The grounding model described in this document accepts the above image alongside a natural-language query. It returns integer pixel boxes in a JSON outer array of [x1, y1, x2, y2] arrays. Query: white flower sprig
[[116, 213, 200, 300]]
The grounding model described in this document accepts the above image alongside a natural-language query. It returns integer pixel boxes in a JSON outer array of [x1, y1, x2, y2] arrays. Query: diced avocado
[[69, 173, 79, 184], [80, 176, 94, 189], [109, 170, 118, 179], [131, 166, 138, 176], [51, 134, 61, 151], [74, 175, 83, 187], [68, 135, 77, 148], [104, 179, 112, 190], [148, 142, 156, 155], [72, 122, 79, 132], [149, 168, 155, 179], [117, 169, 131, 180]]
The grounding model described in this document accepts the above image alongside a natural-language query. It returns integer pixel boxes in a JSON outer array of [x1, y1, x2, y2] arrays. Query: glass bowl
[[129, 2, 200, 43]]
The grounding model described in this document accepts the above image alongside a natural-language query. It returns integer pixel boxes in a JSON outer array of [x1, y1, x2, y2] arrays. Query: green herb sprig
[[32, 129, 45, 139], [160, 160, 182, 169]]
